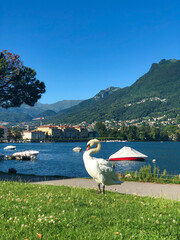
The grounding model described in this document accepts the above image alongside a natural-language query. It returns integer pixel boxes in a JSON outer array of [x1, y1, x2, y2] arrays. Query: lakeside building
[[0, 126, 11, 141], [74, 126, 89, 138], [58, 126, 89, 139], [87, 129, 99, 138], [22, 130, 45, 141], [58, 125, 79, 138], [37, 125, 63, 139], [21, 125, 89, 141]]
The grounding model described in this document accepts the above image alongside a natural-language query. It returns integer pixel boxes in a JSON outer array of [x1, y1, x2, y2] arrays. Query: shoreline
[[0, 171, 69, 182], [0, 139, 178, 144], [0, 171, 179, 184]]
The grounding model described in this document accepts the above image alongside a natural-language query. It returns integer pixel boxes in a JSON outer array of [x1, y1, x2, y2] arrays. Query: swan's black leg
[[97, 183, 101, 194], [102, 185, 105, 194]]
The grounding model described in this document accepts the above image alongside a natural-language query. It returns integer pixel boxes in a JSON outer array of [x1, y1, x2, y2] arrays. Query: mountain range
[[46, 59, 180, 124], [1, 59, 180, 125], [0, 100, 82, 124]]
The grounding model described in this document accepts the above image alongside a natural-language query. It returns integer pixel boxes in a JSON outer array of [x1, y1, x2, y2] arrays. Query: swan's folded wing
[[97, 158, 119, 183], [97, 158, 114, 171]]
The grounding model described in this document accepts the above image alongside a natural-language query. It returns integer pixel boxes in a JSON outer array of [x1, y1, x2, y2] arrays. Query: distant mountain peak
[[149, 59, 179, 72], [159, 59, 178, 64], [94, 87, 120, 100]]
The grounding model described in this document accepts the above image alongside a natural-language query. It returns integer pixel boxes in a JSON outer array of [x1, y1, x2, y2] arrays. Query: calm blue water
[[0, 142, 180, 177]]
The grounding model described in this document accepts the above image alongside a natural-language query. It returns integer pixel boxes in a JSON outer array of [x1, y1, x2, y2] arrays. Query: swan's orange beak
[[86, 145, 90, 151]]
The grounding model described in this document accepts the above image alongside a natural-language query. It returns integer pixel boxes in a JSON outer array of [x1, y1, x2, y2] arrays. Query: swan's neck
[[89, 142, 101, 156]]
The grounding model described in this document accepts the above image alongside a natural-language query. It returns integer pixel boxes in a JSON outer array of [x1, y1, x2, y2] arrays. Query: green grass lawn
[[0, 181, 179, 240]]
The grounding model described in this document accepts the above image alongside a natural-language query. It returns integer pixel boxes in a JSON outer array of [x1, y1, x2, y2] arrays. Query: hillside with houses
[[45, 59, 180, 124]]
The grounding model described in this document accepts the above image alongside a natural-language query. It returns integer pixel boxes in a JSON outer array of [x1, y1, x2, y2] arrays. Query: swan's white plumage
[[83, 139, 122, 187]]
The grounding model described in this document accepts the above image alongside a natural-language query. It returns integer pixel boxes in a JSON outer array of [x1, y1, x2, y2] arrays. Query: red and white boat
[[109, 146, 147, 161]]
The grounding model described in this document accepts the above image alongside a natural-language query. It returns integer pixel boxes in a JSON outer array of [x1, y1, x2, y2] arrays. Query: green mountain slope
[[0, 100, 82, 123], [0, 112, 32, 123], [47, 59, 180, 124]]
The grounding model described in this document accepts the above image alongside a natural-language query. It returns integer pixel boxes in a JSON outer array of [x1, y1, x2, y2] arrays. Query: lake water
[[0, 141, 180, 177]]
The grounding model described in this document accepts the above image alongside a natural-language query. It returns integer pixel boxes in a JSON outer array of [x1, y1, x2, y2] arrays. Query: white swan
[[83, 139, 122, 194]]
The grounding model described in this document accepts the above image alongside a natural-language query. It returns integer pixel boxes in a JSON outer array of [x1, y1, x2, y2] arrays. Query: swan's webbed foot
[[97, 183, 101, 194]]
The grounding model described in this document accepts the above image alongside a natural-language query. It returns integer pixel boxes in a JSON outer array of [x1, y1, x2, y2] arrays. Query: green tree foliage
[[95, 122, 171, 141], [137, 126, 150, 141], [11, 127, 22, 140], [108, 128, 119, 138], [164, 125, 180, 141], [94, 122, 108, 137], [150, 127, 161, 141], [0, 50, 46, 108]]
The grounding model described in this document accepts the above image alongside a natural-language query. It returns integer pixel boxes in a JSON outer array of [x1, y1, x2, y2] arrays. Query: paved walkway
[[32, 178, 180, 201], [0, 173, 179, 201]]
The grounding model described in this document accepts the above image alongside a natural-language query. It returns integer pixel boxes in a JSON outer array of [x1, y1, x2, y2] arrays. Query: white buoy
[[152, 159, 156, 163]]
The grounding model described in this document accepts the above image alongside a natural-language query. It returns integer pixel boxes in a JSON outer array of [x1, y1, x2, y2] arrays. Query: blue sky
[[1, 0, 180, 104]]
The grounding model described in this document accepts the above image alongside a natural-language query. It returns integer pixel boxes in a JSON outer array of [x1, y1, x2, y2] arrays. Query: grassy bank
[[121, 165, 180, 184], [0, 181, 179, 240]]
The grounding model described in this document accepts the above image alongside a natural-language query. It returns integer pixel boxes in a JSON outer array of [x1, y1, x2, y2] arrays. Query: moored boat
[[12, 150, 39, 160], [4, 145, 16, 150], [73, 147, 82, 152], [109, 146, 147, 161]]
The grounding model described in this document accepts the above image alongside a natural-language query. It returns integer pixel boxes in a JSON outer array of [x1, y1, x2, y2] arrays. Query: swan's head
[[86, 139, 101, 151]]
